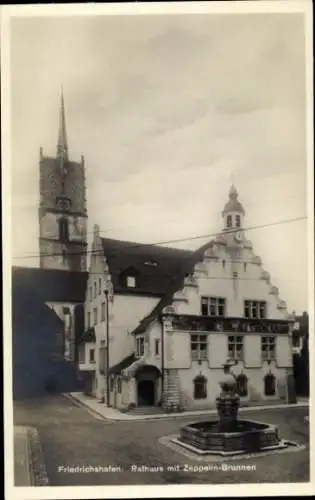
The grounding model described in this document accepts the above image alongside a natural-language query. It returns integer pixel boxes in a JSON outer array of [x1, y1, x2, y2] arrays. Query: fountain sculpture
[[178, 362, 288, 456]]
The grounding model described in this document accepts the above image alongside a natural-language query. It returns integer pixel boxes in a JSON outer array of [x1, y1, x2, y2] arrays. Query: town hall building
[[79, 186, 296, 411]]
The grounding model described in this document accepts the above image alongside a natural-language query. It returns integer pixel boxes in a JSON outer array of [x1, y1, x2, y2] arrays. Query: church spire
[[57, 87, 68, 161]]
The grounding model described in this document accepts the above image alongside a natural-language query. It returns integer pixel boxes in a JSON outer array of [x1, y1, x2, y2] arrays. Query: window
[[236, 374, 248, 397], [87, 311, 91, 328], [194, 375, 207, 399], [155, 339, 160, 357], [89, 287, 92, 301], [201, 297, 226, 317], [99, 347, 106, 373], [222, 260, 226, 269], [127, 276, 136, 288], [136, 337, 145, 357], [89, 348, 95, 363], [117, 378, 122, 394], [228, 335, 244, 360], [98, 278, 102, 295], [236, 215, 241, 227], [264, 373, 276, 396], [93, 307, 98, 326], [244, 300, 267, 319], [261, 336, 276, 360], [101, 302, 106, 322], [292, 334, 300, 348], [78, 346, 85, 364], [226, 215, 232, 228], [93, 282, 97, 299], [243, 262, 247, 272], [64, 311, 72, 330], [59, 217, 69, 243], [110, 376, 114, 392], [191, 334, 208, 361]]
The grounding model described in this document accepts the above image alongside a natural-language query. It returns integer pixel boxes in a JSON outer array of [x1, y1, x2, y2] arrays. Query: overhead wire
[[13, 215, 307, 261]]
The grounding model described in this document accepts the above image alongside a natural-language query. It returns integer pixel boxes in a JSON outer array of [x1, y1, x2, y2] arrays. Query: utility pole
[[105, 288, 110, 407]]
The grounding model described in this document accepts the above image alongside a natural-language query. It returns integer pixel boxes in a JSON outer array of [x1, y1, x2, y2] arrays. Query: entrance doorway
[[137, 379, 155, 406]]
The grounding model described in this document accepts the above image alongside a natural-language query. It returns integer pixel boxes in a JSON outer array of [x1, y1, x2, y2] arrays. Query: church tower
[[39, 91, 87, 271]]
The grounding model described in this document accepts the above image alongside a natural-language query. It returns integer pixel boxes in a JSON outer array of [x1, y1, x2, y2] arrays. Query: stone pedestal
[[215, 372, 240, 432]]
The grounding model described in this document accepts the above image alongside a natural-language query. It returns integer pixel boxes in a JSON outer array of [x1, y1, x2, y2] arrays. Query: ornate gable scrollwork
[[163, 305, 176, 315], [277, 300, 287, 310], [162, 315, 173, 330], [183, 274, 198, 287], [204, 246, 219, 259], [244, 240, 253, 250], [194, 262, 208, 276], [214, 234, 227, 246], [269, 285, 279, 295], [261, 270, 271, 283], [173, 288, 188, 302], [252, 255, 262, 266]]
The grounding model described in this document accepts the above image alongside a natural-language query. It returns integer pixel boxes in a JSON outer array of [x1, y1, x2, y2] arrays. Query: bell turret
[[222, 185, 245, 231]]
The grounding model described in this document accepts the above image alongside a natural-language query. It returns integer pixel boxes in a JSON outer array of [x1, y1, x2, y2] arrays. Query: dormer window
[[119, 267, 138, 289], [127, 276, 136, 288], [144, 260, 158, 267]]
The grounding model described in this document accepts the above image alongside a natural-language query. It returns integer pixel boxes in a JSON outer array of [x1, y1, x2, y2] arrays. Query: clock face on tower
[[234, 231, 243, 244]]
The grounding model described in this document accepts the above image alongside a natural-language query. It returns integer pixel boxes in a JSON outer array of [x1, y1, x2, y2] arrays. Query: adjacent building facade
[[78, 186, 296, 410]]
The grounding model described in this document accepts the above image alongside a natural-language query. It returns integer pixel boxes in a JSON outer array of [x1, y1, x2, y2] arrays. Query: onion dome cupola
[[222, 185, 245, 231]]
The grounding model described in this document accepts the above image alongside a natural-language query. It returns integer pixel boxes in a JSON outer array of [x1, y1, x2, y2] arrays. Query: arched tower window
[[59, 217, 69, 243], [236, 374, 248, 397], [264, 373, 276, 396], [193, 375, 207, 399], [226, 215, 232, 228]]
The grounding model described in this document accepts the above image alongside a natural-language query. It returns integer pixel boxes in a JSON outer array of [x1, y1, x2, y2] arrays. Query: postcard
[[2, 1, 314, 498]]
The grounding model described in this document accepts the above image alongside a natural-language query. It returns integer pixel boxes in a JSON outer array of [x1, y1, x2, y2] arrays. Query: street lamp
[[104, 288, 110, 407]]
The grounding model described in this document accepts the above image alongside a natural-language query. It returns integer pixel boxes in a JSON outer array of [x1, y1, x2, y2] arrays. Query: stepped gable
[[101, 237, 193, 296], [12, 266, 88, 303]]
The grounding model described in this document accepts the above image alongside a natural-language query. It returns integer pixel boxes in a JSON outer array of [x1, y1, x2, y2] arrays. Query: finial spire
[[57, 87, 68, 161], [229, 184, 238, 199]]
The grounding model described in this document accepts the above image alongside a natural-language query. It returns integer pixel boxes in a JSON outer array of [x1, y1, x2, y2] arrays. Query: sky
[[10, 11, 309, 313]]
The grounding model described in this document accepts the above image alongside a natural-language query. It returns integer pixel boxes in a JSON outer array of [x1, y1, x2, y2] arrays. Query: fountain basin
[[179, 420, 284, 454]]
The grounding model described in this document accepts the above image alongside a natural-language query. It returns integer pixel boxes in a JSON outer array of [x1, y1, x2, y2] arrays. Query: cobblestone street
[[14, 395, 309, 486]]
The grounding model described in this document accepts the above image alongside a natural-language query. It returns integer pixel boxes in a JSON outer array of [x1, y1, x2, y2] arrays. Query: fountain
[[177, 362, 289, 456]]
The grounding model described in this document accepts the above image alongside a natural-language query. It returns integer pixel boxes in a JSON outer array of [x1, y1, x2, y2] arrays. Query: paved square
[[14, 395, 309, 485]]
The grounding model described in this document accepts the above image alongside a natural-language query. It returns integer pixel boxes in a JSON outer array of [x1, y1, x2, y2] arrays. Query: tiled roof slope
[[131, 240, 215, 335], [12, 266, 88, 303], [108, 353, 137, 376], [101, 238, 193, 296]]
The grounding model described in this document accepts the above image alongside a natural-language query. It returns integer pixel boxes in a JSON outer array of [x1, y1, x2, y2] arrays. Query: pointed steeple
[[57, 87, 68, 161]]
